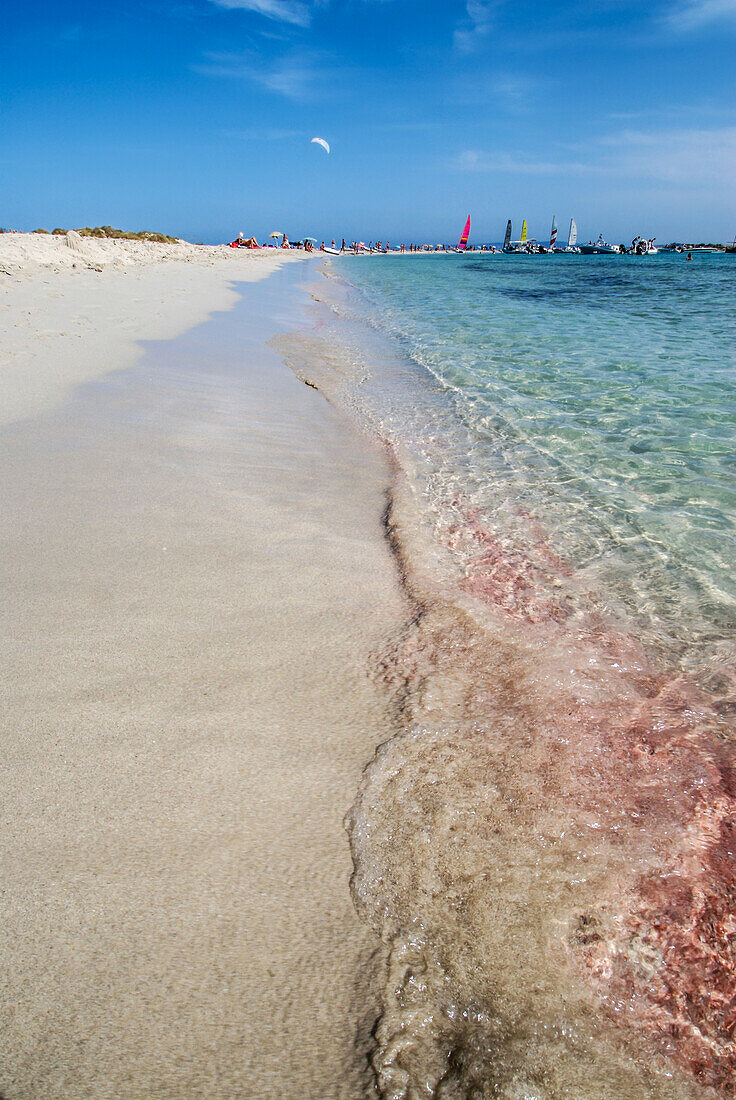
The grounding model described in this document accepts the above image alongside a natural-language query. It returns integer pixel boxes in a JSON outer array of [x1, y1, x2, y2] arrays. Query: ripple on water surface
[[314, 253, 736, 1097]]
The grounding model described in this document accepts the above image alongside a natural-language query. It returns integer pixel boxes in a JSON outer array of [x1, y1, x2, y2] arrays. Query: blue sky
[[2, 0, 735, 243]]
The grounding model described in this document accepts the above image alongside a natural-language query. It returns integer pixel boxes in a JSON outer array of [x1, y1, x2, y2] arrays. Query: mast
[[503, 220, 512, 250], [521, 220, 528, 244], [550, 216, 557, 250], [457, 215, 471, 250], [568, 218, 577, 248]]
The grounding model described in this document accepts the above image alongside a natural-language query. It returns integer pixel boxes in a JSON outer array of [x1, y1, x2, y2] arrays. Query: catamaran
[[503, 218, 534, 253], [558, 218, 579, 253], [455, 215, 471, 251]]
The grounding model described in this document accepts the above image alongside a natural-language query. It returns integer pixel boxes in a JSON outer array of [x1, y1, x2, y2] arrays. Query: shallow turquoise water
[[333, 252, 736, 669]]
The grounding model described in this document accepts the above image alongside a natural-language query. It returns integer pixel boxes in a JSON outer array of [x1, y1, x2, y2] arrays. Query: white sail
[[568, 218, 577, 248]]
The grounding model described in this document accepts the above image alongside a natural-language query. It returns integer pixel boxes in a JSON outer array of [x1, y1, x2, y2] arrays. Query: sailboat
[[539, 216, 557, 253], [726, 234, 736, 254], [503, 218, 532, 253], [560, 217, 579, 253], [455, 215, 471, 251]]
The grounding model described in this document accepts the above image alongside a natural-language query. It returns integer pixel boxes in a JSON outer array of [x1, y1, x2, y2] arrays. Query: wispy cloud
[[223, 127, 304, 140], [194, 48, 364, 99], [206, 0, 389, 28], [455, 149, 595, 175], [453, 0, 503, 53], [207, 0, 314, 27], [194, 49, 320, 96], [596, 125, 736, 185], [664, 0, 736, 30], [455, 126, 736, 189]]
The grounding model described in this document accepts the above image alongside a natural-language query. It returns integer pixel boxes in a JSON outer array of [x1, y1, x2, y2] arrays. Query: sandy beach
[[0, 233, 307, 426], [0, 239, 408, 1097]]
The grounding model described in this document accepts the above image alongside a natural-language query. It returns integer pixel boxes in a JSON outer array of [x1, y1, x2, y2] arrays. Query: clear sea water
[[331, 251, 736, 677], [307, 251, 736, 1097]]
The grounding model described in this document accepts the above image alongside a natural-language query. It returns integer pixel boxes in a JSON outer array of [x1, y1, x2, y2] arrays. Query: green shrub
[[73, 226, 179, 243], [52, 228, 66, 235], [32, 228, 49, 234]]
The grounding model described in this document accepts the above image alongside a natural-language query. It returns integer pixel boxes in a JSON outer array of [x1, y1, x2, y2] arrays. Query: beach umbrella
[[310, 137, 330, 154], [269, 231, 285, 239], [303, 237, 318, 243]]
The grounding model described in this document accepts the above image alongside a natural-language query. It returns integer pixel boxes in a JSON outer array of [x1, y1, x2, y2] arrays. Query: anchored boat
[[503, 218, 535, 253], [630, 236, 658, 255], [579, 234, 622, 255], [455, 215, 471, 252], [539, 216, 557, 254]]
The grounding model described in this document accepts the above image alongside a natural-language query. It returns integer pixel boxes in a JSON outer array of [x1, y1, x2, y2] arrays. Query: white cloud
[[665, 0, 736, 30], [208, 0, 313, 27], [453, 0, 502, 53], [194, 49, 319, 96], [455, 126, 736, 190], [206, 0, 389, 27], [455, 149, 594, 175]]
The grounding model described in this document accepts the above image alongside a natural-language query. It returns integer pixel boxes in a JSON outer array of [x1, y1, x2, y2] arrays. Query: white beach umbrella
[[269, 231, 285, 239]]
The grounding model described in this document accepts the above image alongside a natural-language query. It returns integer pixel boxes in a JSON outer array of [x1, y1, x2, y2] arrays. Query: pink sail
[[457, 215, 471, 250]]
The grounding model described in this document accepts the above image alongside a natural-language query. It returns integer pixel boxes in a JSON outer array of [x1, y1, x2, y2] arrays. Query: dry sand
[[0, 232, 304, 426], [0, 243, 407, 1097]]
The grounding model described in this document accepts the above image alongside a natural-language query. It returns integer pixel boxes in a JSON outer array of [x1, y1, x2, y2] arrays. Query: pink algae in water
[[439, 500, 736, 1094]]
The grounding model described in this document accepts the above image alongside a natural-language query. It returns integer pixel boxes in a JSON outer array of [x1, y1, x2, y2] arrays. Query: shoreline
[[0, 261, 408, 1097], [3, 242, 732, 1098], [282, 261, 733, 1098], [0, 232, 309, 426]]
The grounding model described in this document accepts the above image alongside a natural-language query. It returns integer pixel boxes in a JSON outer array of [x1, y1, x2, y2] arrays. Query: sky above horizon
[[3, 0, 735, 244]]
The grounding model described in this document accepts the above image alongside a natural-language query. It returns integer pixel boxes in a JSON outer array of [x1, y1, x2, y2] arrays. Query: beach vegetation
[[75, 226, 179, 243], [32, 228, 50, 233]]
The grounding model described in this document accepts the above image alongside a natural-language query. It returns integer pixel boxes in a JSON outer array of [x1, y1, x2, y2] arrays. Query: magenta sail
[[457, 215, 471, 250]]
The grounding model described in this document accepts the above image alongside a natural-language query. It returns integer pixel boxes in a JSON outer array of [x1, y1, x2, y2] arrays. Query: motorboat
[[630, 236, 658, 255], [579, 235, 622, 255]]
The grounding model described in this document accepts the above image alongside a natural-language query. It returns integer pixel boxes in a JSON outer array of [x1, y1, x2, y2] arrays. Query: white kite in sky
[[310, 136, 330, 154]]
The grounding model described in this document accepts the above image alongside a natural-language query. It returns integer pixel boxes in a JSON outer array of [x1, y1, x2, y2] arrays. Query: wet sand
[[0, 265, 407, 1098]]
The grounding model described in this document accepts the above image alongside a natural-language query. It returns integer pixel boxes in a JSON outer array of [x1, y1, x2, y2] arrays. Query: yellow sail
[[520, 219, 528, 243]]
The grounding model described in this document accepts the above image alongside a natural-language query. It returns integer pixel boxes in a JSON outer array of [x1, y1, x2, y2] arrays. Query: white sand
[[0, 246, 406, 1097], [0, 232, 305, 425]]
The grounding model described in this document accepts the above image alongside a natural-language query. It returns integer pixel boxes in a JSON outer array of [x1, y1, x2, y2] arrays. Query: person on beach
[[341, 238, 346, 252], [282, 235, 289, 249]]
